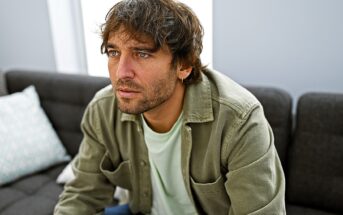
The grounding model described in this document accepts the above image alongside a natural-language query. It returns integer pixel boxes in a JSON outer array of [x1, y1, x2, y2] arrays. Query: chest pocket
[[100, 152, 132, 190], [190, 175, 230, 214]]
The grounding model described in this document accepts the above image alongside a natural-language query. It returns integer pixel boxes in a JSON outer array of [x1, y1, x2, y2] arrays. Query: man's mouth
[[117, 88, 140, 99]]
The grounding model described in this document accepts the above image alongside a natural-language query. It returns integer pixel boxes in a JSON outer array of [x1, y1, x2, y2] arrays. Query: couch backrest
[[5, 70, 110, 157], [286, 92, 343, 213], [246, 86, 293, 169], [5, 71, 294, 166], [0, 70, 8, 96]]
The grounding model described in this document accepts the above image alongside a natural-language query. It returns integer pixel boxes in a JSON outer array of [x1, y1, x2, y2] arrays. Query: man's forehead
[[108, 30, 155, 47]]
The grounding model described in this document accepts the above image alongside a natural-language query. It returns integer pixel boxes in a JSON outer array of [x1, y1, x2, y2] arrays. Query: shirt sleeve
[[224, 105, 286, 215], [54, 104, 115, 215]]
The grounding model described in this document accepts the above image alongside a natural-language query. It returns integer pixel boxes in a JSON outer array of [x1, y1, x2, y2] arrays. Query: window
[[47, 0, 87, 74]]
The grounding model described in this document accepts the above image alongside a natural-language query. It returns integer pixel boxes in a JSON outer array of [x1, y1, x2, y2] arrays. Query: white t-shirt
[[142, 113, 197, 215]]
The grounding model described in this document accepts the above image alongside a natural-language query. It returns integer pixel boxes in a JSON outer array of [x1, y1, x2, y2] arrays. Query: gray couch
[[0, 70, 342, 215]]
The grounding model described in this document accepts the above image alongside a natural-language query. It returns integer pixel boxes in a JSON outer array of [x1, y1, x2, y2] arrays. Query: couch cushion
[[287, 92, 343, 214], [287, 204, 340, 215], [246, 86, 292, 168], [5, 70, 110, 157], [0, 163, 66, 215]]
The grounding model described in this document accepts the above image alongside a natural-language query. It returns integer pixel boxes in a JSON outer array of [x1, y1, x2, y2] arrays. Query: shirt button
[[140, 160, 146, 166], [143, 192, 148, 197]]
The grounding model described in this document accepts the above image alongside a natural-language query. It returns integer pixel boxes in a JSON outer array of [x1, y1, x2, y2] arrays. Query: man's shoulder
[[205, 69, 261, 118], [88, 85, 115, 107]]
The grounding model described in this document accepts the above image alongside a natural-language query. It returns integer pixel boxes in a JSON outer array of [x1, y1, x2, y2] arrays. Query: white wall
[[0, 0, 56, 72], [213, 0, 343, 102]]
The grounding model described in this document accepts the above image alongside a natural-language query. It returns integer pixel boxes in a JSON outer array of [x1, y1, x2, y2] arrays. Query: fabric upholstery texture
[[0, 164, 66, 215], [0, 86, 70, 185], [287, 93, 343, 214], [0, 70, 110, 214], [0, 70, 8, 96], [0, 70, 341, 215], [5, 70, 111, 157], [286, 205, 339, 215]]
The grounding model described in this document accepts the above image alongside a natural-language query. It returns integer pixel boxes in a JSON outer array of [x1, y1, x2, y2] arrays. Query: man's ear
[[177, 66, 192, 81]]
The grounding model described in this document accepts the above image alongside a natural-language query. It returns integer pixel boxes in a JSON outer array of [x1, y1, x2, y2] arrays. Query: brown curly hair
[[100, 0, 206, 85]]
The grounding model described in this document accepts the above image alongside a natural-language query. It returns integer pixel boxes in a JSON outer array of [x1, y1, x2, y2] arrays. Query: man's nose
[[116, 54, 135, 79]]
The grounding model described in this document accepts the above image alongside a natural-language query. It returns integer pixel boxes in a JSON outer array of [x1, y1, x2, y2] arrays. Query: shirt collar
[[183, 71, 214, 124], [120, 70, 214, 124]]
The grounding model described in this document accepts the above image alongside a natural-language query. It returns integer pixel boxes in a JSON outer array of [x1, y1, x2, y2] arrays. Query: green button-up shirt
[[54, 69, 286, 215]]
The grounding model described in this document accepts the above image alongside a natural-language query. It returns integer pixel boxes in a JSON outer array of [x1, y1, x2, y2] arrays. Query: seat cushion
[[0, 163, 67, 215], [287, 204, 340, 215]]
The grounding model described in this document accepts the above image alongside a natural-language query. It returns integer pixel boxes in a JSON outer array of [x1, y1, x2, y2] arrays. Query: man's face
[[107, 28, 179, 114]]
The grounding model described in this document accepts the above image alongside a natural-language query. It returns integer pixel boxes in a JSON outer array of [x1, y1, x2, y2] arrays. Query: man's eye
[[137, 52, 150, 58], [108, 50, 119, 57]]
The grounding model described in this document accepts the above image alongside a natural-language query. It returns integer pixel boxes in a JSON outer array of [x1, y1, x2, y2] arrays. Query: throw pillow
[[56, 161, 75, 184], [0, 86, 70, 185]]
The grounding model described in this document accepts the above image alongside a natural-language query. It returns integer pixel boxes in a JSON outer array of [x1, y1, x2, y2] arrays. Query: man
[[55, 0, 286, 214]]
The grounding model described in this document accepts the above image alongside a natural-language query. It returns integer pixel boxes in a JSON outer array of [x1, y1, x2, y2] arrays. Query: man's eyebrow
[[133, 46, 158, 53], [106, 43, 118, 49], [106, 42, 159, 52]]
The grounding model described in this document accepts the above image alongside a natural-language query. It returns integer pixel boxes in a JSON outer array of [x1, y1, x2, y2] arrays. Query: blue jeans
[[104, 204, 132, 215]]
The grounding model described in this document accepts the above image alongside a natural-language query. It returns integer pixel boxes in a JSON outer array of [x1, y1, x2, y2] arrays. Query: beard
[[115, 70, 177, 114]]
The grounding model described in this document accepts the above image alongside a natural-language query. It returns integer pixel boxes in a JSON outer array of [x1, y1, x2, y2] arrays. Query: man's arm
[[54, 105, 115, 215], [224, 105, 286, 215]]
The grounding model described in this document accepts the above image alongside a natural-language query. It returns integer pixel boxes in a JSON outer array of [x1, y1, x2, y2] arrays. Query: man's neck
[[143, 82, 185, 133]]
